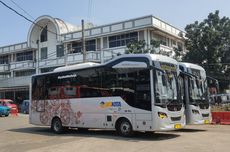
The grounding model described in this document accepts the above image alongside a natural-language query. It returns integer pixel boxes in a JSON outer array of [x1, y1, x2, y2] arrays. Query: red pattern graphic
[[40, 110, 49, 124], [60, 108, 71, 125], [32, 99, 82, 126]]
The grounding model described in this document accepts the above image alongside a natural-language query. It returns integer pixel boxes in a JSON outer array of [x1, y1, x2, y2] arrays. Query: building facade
[[0, 15, 186, 102]]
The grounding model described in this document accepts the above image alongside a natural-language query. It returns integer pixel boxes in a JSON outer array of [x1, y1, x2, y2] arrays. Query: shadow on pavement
[[8, 127, 180, 141], [174, 128, 206, 132]]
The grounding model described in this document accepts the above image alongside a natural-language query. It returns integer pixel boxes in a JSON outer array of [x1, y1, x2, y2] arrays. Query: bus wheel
[[51, 117, 63, 134], [116, 119, 133, 137]]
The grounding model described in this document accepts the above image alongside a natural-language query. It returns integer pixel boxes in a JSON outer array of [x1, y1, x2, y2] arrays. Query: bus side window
[[79, 88, 86, 98], [64, 86, 77, 98]]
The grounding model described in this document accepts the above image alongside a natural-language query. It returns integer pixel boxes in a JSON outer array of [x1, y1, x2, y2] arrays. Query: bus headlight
[[192, 109, 200, 114], [158, 112, 168, 119]]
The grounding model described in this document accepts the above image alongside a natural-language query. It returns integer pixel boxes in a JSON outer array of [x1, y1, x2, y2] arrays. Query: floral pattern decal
[[31, 99, 82, 126]]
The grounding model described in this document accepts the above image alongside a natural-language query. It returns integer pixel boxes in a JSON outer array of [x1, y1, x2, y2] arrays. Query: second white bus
[[179, 62, 211, 125]]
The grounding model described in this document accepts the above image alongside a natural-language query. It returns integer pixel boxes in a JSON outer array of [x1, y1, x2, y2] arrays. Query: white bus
[[179, 62, 211, 124], [30, 54, 185, 136]]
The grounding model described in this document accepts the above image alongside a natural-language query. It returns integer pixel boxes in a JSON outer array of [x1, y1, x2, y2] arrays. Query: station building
[[0, 15, 186, 102]]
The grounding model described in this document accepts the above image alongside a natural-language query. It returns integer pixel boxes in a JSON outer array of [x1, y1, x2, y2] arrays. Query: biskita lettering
[[58, 74, 77, 79]]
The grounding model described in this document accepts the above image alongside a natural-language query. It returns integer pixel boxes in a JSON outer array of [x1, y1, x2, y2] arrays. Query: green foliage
[[125, 39, 161, 54], [173, 46, 183, 61], [150, 39, 160, 53], [125, 40, 148, 54], [184, 10, 230, 91]]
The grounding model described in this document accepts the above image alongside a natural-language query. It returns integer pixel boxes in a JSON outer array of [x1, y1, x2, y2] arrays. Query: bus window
[[48, 87, 60, 99], [64, 86, 77, 98], [80, 87, 101, 98], [32, 76, 47, 100], [102, 68, 151, 111]]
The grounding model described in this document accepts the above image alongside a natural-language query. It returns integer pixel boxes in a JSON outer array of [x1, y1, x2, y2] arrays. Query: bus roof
[[53, 62, 100, 72], [180, 62, 205, 72], [180, 62, 206, 79], [33, 54, 178, 77], [149, 54, 178, 65], [105, 53, 178, 65]]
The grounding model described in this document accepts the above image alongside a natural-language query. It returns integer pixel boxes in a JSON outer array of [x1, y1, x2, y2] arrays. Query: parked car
[[21, 100, 29, 114], [0, 99, 18, 113], [0, 105, 10, 117], [210, 94, 230, 104]]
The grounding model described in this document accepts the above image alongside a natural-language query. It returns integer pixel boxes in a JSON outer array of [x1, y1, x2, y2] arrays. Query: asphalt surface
[[0, 114, 230, 152]]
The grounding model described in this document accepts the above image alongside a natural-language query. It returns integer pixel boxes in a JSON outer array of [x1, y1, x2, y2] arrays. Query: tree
[[150, 39, 161, 53], [184, 10, 230, 91], [173, 45, 184, 61], [125, 39, 161, 54], [125, 40, 148, 54]]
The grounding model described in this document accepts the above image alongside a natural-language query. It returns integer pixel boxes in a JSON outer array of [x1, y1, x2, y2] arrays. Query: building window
[[103, 37, 108, 48], [159, 36, 167, 46], [109, 32, 138, 48], [41, 47, 47, 59], [56, 45, 64, 57], [166, 38, 170, 47], [0, 73, 10, 79], [40, 26, 47, 42], [71, 40, 96, 54], [72, 42, 81, 53], [86, 40, 96, 51], [177, 42, 183, 50], [171, 39, 176, 46], [15, 70, 36, 77], [0, 55, 9, 64], [16, 51, 33, 62]]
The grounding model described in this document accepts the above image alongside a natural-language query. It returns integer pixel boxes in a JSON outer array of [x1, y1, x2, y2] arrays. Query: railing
[[0, 42, 29, 54], [102, 47, 126, 62], [39, 51, 101, 68], [210, 94, 230, 104], [10, 60, 35, 70], [62, 15, 185, 42], [39, 57, 65, 68], [0, 76, 31, 88], [159, 44, 174, 52], [62, 16, 153, 42], [67, 51, 101, 64]]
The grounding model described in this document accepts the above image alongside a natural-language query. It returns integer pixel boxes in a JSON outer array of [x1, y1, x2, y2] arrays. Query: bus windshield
[[155, 70, 178, 105], [197, 79, 208, 102], [189, 78, 207, 104]]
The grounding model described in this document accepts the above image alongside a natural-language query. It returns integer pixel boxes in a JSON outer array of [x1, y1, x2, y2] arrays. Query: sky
[[0, 0, 230, 46]]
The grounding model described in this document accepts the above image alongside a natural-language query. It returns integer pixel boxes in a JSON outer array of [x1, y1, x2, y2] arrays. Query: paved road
[[0, 114, 230, 152]]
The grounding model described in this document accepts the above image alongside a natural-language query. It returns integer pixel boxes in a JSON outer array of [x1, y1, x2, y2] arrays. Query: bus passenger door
[[134, 84, 153, 131]]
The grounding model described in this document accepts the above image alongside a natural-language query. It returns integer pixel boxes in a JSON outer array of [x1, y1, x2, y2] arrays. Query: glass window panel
[[41, 47, 47, 59]]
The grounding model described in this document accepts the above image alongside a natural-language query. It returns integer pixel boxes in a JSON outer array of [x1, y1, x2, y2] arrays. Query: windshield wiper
[[190, 99, 208, 105], [166, 99, 180, 106]]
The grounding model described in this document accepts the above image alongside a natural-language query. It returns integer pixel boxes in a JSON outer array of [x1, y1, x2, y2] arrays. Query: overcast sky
[[1, 0, 230, 46]]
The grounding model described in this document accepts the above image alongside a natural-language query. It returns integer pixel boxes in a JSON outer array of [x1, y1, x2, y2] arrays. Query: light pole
[[82, 19, 86, 63]]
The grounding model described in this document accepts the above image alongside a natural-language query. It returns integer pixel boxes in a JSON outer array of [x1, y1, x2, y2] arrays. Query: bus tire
[[51, 117, 63, 134], [116, 118, 133, 137]]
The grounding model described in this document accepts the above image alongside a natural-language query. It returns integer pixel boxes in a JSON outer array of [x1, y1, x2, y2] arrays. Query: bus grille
[[171, 116, 181, 121], [167, 104, 182, 111], [199, 104, 209, 109], [202, 113, 209, 117]]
